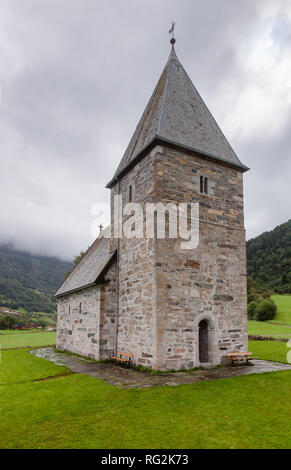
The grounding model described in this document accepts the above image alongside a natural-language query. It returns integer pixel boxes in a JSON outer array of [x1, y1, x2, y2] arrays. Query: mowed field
[[248, 295, 291, 363], [271, 295, 291, 324], [248, 320, 291, 338], [0, 330, 56, 349], [249, 340, 290, 363], [248, 295, 291, 338], [1, 327, 291, 448]]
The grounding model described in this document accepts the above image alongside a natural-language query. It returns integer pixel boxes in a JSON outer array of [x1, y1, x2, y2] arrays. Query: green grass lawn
[[0, 347, 291, 449], [248, 320, 291, 338], [1, 321, 291, 448], [248, 295, 291, 337], [0, 330, 56, 349], [0, 349, 68, 386], [249, 340, 291, 364], [271, 295, 291, 324], [0, 329, 38, 335]]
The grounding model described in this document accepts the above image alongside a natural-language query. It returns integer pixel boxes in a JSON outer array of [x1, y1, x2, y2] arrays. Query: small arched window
[[200, 176, 208, 194], [129, 185, 133, 203]]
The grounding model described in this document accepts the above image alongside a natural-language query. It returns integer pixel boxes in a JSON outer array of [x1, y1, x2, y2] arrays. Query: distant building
[[11, 324, 26, 330], [0, 307, 20, 315], [55, 38, 248, 370], [11, 322, 36, 330]]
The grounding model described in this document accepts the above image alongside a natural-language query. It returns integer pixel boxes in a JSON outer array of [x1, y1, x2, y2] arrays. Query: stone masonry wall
[[57, 285, 101, 360], [153, 146, 248, 370], [110, 150, 158, 368], [99, 262, 117, 360], [110, 144, 247, 370], [57, 266, 117, 362]]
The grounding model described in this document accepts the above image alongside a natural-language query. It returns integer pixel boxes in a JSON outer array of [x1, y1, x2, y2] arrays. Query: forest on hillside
[[0, 244, 72, 313], [247, 219, 291, 293]]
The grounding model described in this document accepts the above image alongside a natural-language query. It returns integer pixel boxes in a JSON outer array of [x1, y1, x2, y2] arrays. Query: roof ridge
[[157, 47, 174, 136], [172, 55, 243, 165], [53, 232, 108, 297]]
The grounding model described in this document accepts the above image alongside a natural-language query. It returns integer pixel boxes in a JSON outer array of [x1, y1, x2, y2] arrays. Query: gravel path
[[30, 347, 291, 389]]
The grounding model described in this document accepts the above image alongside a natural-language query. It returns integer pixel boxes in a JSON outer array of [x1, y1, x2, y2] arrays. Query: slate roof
[[54, 227, 116, 297], [107, 45, 247, 188]]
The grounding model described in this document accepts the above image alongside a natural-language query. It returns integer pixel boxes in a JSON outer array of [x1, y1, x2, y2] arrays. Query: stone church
[[55, 39, 249, 370]]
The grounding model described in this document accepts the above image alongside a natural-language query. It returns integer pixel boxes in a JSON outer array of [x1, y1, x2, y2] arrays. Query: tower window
[[200, 176, 208, 194], [129, 185, 133, 203], [204, 177, 208, 194]]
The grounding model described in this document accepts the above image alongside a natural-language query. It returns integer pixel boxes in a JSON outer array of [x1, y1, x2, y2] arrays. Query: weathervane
[[169, 20, 177, 45]]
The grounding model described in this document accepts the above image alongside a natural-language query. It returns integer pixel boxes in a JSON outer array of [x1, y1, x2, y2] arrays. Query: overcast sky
[[0, 0, 290, 260]]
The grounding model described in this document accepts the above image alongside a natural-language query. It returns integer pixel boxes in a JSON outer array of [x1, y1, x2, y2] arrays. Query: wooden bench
[[111, 351, 132, 365], [226, 351, 257, 365]]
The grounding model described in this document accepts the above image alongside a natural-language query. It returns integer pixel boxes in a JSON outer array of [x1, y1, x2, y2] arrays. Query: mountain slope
[[0, 244, 72, 312], [247, 219, 291, 292]]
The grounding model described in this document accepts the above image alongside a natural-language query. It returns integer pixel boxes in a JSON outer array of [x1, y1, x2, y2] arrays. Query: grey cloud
[[0, 0, 290, 260]]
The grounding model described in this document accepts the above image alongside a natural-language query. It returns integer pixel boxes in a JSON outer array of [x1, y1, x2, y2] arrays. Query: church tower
[[107, 38, 249, 370], [56, 36, 249, 370]]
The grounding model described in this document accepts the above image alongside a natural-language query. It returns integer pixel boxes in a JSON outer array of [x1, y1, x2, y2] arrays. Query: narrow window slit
[[204, 177, 208, 194], [200, 176, 208, 194]]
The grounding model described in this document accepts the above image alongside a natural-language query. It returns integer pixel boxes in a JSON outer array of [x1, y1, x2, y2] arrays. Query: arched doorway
[[199, 319, 209, 363]]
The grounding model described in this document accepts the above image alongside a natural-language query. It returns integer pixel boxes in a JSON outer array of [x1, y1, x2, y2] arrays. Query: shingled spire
[[107, 40, 247, 188]]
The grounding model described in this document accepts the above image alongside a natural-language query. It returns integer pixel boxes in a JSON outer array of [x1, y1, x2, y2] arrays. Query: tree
[[247, 219, 291, 291], [64, 248, 88, 280], [255, 299, 277, 322], [248, 301, 257, 320], [0, 315, 18, 330], [73, 250, 86, 265], [0, 316, 8, 329], [5, 315, 16, 328]]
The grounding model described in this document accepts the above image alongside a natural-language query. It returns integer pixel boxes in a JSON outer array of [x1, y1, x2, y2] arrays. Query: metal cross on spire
[[169, 20, 177, 45]]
